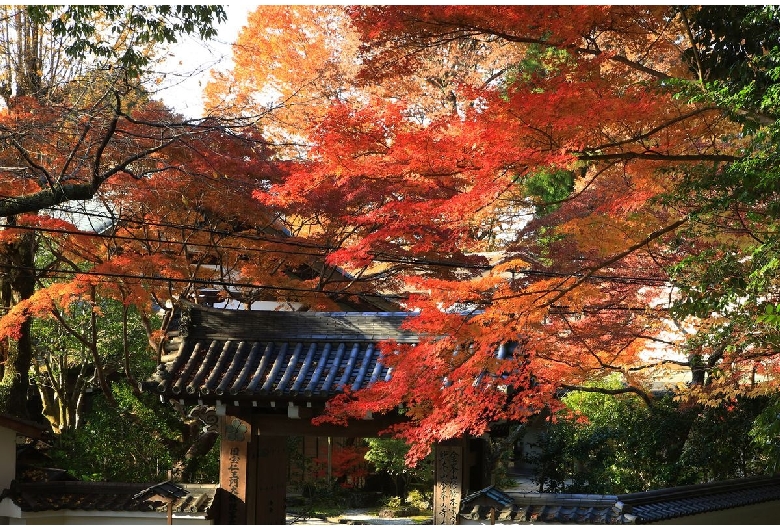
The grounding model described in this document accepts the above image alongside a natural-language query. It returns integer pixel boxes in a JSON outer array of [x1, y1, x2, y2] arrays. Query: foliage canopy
[[205, 5, 780, 463], [5, 5, 780, 482]]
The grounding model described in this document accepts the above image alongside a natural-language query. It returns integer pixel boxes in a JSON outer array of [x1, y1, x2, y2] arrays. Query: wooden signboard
[[218, 416, 251, 525], [434, 440, 464, 525]]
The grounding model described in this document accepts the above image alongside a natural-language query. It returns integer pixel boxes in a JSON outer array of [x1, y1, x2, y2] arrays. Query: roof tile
[[618, 475, 780, 523], [460, 477, 780, 524], [3, 481, 217, 516], [147, 302, 419, 403]]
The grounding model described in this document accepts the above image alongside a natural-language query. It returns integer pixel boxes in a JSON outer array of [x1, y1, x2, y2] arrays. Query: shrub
[[381, 495, 402, 509], [406, 489, 432, 511]]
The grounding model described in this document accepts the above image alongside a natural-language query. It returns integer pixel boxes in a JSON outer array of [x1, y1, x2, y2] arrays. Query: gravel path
[[287, 509, 430, 525]]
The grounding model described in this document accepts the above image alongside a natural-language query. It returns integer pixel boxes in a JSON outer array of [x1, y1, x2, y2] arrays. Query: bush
[[378, 495, 420, 518], [406, 489, 432, 511], [381, 495, 402, 510]]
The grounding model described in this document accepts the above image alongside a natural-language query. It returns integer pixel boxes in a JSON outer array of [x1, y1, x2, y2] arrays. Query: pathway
[[286, 471, 540, 524]]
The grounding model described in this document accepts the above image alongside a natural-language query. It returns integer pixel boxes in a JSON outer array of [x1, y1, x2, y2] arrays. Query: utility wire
[[1, 219, 672, 286], [31, 201, 335, 251], [3, 222, 333, 260], [3, 226, 671, 286], [1, 257, 670, 301], [0, 262, 673, 313], [1, 262, 407, 299]]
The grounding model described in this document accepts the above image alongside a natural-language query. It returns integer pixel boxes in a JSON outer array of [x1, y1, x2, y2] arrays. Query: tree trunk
[[0, 224, 36, 418], [121, 303, 139, 392], [12, 8, 43, 100], [171, 427, 219, 482], [0, 10, 46, 418], [689, 354, 706, 386]]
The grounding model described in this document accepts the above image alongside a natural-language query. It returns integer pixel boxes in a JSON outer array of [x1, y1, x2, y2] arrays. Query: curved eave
[[148, 337, 402, 405]]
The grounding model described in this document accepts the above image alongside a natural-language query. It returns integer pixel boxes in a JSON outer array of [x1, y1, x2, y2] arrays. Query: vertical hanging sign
[[218, 416, 251, 524], [433, 441, 463, 525]]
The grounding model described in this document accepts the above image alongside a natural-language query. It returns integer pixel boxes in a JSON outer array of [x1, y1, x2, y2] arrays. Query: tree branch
[[578, 151, 739, 163], [561, 383, 655, 407], [545, 217, 688, 308]]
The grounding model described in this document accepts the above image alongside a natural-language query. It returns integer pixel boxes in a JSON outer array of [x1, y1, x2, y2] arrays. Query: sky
[[156, 5, 254, 118], [56, 6, 256, 228]]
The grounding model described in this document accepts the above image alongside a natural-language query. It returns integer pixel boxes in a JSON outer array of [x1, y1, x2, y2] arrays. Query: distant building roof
[[2, 481, 217, 516], [459, 476, 780, 524]]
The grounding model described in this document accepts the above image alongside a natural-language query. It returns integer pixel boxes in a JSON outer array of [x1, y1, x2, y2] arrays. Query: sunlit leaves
[[27, 5, 226, 78], [210, 6, 753, 455]]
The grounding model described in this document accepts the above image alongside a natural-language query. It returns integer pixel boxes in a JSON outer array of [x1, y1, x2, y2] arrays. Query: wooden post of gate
[[433, 438, 466, 525], [218, 415, 251, 524], [253, 434, 288, 524]]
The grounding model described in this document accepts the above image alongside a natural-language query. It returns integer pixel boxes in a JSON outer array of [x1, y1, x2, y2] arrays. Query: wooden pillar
[[433, 438, 467, 525], [217, 415, 289, 525], [253, 434, 288, 524], [218, 415, 251, 524], [469, 437, 490, 492]]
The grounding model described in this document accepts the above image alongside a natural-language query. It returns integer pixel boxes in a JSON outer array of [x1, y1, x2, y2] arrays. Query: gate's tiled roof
[[146, 302, 421, 405]]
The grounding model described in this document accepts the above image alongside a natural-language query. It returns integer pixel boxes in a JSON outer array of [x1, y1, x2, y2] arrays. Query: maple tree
[[0, 4, 393, 481], [2, 3, 774, 485], [0, 5, 234, 420], [208, 5, 780, 464], [312, 442, 371, 490]]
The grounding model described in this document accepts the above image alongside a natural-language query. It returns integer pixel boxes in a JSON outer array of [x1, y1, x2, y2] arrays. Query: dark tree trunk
[[172, 428, 219, 482], [0, 224, 36, 418]]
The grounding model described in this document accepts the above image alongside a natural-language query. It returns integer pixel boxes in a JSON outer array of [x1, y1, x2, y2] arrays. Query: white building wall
[[20, 511, 212, 525]]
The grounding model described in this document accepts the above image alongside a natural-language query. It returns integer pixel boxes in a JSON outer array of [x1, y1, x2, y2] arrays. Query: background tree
[[30, 295, 154, 432], [531, 380, 769, 493], [0, 6, 226, 418], [48, 380, 219, 483], [364, 438, 434, 499], [658, 5, 780, 402]]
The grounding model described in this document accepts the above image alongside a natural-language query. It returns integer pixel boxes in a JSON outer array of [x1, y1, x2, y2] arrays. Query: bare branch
[[561, 383, 655, 407]]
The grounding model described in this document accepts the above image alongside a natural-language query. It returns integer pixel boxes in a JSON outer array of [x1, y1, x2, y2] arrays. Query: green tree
[[49, 380, 219, 483], [656, 5, 780, 398], [531, 379, 771, 494], [749, 395, 780, 473], [26, 6, 225, 81], [31, 295, 157, 432], [364, 438, 433, 498]]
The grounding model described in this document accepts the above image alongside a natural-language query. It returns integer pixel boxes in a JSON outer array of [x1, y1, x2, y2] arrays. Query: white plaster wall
[[0, 497, 22, 522], [21, 511, 212, 525]]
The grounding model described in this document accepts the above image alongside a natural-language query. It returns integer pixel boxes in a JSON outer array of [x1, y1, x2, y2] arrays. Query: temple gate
[[145, 301, 488, 524]]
